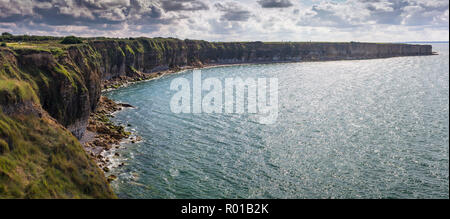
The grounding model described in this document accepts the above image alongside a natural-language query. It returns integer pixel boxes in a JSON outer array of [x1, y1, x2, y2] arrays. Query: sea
[[104, 43, 449, 199]]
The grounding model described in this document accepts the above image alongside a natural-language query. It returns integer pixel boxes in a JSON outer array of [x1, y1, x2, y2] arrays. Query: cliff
[[0, 36, 433, 198], [89, 39, 433, 81], [0, 46, 115, 198]]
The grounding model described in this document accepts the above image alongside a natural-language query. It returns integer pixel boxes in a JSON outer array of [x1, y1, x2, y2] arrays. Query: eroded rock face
[[11, 49, 93, 139], [0, 101, 42, 118]]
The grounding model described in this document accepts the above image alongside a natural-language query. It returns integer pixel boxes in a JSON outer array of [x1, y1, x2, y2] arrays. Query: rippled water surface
[[106, 44, 449, 199]]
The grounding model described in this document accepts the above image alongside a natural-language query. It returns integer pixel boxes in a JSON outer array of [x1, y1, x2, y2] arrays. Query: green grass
[[125, 45, 135, 55], [0, 79, 39, 105], [1, 63, 22, 80], [50, 48, 65, 58], [0, 111, 116, 199], [53, 64, 78, 89], [5, 41, 69, 52], [1, 42, 115, 199]]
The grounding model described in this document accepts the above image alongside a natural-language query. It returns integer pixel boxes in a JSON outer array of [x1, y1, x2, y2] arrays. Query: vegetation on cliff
[[0, 43, 114, 198], [0, 82, 114, 198], [61, 36, 83, 45], [0, 108, 115, 198], [0, 79, 39, 105]]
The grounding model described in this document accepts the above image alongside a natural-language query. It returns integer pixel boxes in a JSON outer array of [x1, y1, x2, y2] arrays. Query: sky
[[0, 0, 448, 42]]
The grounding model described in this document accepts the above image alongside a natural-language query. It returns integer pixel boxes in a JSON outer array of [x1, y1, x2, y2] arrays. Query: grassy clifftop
[[0, 108, 115, 198], [0, 40, 114, 198]]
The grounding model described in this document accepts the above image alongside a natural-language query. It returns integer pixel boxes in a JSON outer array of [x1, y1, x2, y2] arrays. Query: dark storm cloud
[[257, 0, 293, 8], [215, 2, 252, 22], [161, 0, 209, 12]]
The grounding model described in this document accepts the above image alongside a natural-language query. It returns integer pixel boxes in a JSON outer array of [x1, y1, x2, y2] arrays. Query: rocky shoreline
[[80, 63, 257, 183], [81, 66, 199, 183], [81, 96, 135, 181], [101, 65, 204, 91]]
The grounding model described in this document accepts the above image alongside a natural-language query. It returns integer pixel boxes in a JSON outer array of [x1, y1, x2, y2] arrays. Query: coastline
[[81, 63, 242, 181], [81, 96, 137, 182], [83, 49, 442, 181], [100, 54, 439, 92], [81, 65, 202, 182], [91, 45, 449, 200], [82, 51, 441, 183]]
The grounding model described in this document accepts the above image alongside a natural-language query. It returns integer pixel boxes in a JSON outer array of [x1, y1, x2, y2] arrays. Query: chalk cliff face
[[0, 38, 433, 198]]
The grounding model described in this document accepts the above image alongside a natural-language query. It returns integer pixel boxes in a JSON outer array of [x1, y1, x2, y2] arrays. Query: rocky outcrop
[[84, 96, 136, 170]]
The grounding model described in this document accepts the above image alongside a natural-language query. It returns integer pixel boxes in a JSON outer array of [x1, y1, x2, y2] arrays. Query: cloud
[[296, 2, 363, 28], [296, 0, 449, 28], [0, 0, 173, 28], [215, 2, 252, 22], [161, 0, 209, 12], [257, 0, 293, 8], [401, 0, 449, 27]]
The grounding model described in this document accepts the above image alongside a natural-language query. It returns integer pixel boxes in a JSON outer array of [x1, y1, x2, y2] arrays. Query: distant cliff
[[90, 39, 433, 81], [0, 37, 433, 198]]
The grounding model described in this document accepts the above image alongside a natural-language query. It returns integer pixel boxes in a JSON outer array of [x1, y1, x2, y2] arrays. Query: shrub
[[60, 36, 83, 44], [0, 42, 6, 47]]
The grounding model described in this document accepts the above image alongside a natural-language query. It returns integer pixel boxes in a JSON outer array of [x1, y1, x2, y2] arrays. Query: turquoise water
[[105, 44, 449, 199]]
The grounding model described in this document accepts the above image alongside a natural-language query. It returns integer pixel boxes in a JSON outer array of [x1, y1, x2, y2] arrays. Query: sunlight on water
[[105, 44, 449, 199]]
